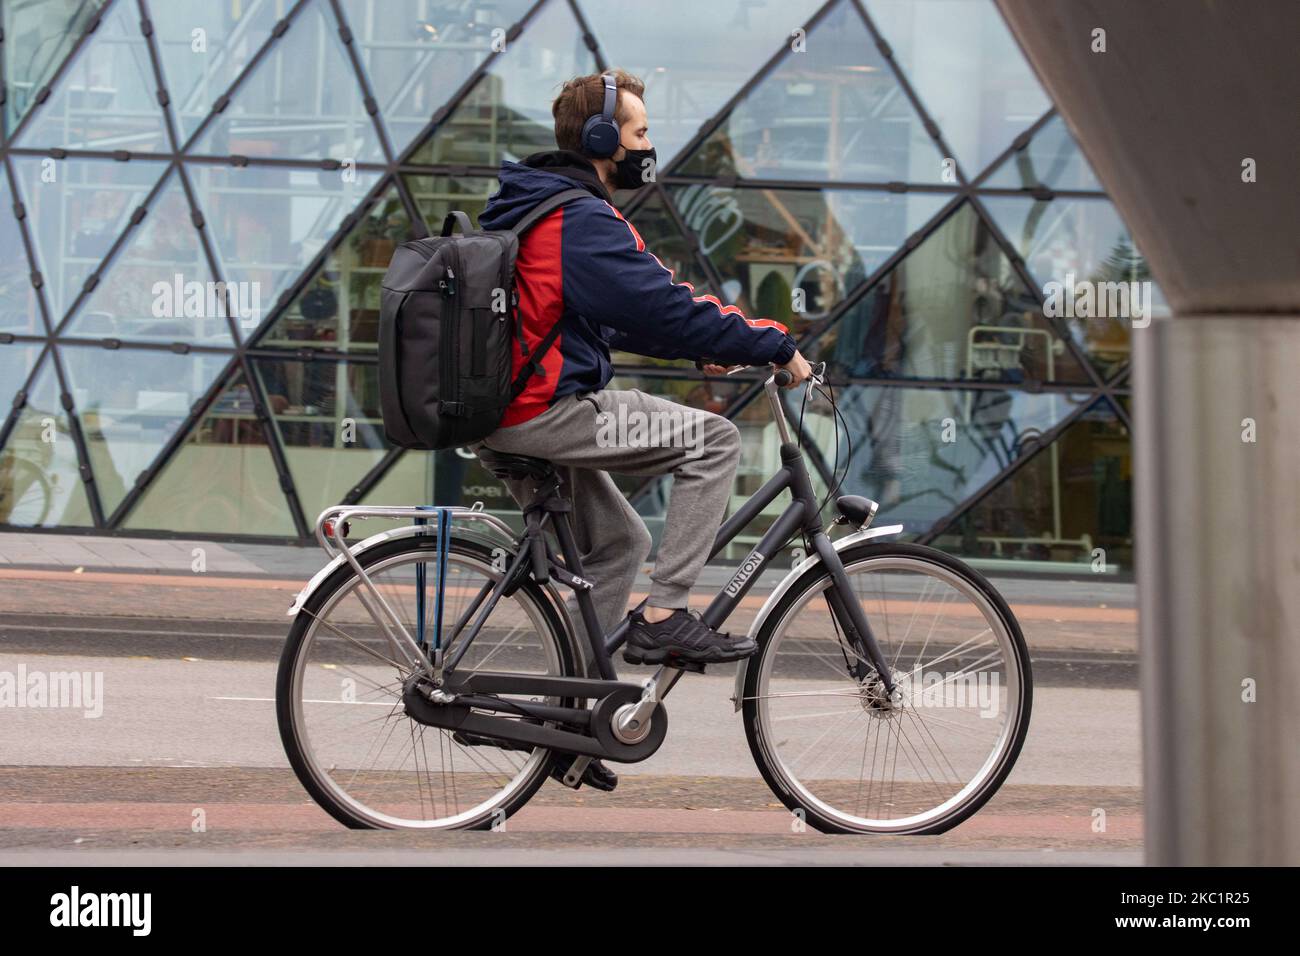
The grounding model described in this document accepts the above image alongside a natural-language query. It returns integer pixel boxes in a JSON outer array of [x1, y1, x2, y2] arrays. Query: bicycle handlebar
[[703, 362, 812, 390], [697, 359, 797, 386]]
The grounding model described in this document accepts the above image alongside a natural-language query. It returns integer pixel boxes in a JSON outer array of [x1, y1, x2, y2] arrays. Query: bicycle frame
[[455, 376, 895, 686], [300, 376, 901, 763]]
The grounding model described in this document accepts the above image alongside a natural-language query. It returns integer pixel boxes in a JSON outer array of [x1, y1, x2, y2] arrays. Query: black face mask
[[612, 147, 657, 190]]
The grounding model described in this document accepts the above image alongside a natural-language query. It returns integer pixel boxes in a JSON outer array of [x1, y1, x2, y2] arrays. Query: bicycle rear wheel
[[276, 534, 577, 830], [742, 542, 1031, 834]]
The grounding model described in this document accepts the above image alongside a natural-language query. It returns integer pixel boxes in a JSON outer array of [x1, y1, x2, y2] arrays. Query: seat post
[[545, 503, 617, 681], [521, 471, 564, 513]]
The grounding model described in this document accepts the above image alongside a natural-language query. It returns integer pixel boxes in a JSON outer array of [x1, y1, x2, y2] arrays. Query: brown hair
[[552, 70, 646, 154]]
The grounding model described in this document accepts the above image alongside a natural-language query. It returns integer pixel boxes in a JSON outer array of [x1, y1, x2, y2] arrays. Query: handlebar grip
[[773, 368, 793, 387]]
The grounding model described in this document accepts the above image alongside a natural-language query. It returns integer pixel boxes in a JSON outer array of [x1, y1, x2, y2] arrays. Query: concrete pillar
[[994, 0, 1300, 864], [1135, 317, 1300, 864]]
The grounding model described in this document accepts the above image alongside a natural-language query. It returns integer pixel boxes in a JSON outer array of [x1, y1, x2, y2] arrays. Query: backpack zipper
[[440, 255, 459, 411]]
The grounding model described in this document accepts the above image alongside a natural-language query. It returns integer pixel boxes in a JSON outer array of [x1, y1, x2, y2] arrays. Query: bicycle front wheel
[[742, 541, 1032, 834], [276, 534, 577, 830]]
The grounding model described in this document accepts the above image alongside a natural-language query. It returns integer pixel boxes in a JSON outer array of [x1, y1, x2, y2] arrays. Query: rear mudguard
[[731, 523, 904, 712]]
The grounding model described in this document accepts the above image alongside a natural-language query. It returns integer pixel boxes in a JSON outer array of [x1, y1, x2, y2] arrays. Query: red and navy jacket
[[477, 151, 798, 427]]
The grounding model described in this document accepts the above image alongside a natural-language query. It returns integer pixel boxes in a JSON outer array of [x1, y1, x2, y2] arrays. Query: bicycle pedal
[[551, 755, 618, 792], [557, 756, 590, 789], [672, 660, 708, 675]]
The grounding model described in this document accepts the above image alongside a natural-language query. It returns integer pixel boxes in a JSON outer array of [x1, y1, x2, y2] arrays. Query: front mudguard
[[730, 523, 904, 712]]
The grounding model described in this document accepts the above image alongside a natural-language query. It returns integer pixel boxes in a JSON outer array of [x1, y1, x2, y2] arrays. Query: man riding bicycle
[[280, 74, 1030, 831], [473, 69, 812, 670]]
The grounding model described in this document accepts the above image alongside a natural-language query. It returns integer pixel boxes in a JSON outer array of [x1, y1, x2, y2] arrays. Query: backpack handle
[[440, 211, 475, 237]]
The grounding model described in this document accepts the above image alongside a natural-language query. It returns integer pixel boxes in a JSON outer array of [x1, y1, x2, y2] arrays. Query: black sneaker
[[623, 608, 757, 665]]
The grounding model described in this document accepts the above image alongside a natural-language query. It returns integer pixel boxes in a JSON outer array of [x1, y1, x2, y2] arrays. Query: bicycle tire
[[277, 534, 580, 830], [742, 541, 1033, 835]]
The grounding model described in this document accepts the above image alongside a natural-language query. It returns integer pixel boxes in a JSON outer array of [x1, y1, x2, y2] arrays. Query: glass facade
[[0, 0, 1140, 572]]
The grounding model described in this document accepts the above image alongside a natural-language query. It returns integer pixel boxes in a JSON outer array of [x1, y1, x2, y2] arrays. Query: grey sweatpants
[[471, 388, 741, 637]]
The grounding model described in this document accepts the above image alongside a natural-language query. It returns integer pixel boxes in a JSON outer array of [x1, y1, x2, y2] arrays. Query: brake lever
[[809, 360, 827, 389]]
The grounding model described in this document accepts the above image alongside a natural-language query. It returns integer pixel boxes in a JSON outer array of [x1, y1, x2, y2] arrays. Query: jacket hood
[[478, 150, 610, 231]]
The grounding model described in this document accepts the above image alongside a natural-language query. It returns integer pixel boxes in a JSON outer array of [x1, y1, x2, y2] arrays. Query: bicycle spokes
[[751, 554, 1026, 832], [284, 542, 566, 828]]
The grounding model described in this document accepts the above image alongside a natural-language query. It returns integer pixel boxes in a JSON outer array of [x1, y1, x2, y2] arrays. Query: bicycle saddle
[[475, 446, 555, 481]]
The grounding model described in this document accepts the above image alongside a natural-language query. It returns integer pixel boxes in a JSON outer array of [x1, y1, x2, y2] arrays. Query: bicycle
[[276, 367, 1032, 834]]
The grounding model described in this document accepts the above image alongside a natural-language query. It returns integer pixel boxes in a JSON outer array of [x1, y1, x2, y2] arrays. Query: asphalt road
[[0, 566, 1142, 865]]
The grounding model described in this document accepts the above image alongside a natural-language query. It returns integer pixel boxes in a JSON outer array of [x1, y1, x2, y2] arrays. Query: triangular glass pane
[[64, 169, 234, 344], [0, 172, 45, 334], [983, 115, 1103, 192], [0, 353, 94, 526], [189, 0, 384, 162], [931, 399, 1132, 570], [838, 386, 1092, 533], [60, 344, 228, 516], [864, 0, 1051, 177], [360, 451, 431, 505], [151, 0, 283, 145], [668, 184, 949, 341], [11, 155, 170, 325], [678, 0, 946, 183], [981, 195, 1168, 380], [0, 343, 44, 412], [339, 0, 534, 157], [186, 160, 382, 338], [581, 0, 826, 169], [407, 0, 596, 166], [122, 368, 297, 535], [250, 355, 388, 523], [3, 0, 106, 133], [13, 0, 169, 151], [801, 202, 1092, 383], [256, 185, 411, 350], [402, 171, 496, 231]]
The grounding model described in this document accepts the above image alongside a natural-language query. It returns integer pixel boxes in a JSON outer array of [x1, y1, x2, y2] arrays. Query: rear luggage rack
[[308, 503, 522, 679]]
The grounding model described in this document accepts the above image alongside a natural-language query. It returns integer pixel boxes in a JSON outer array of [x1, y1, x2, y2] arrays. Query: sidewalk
[[0, 530, 1138, 658], [0, 530, 1137, 607], [0, 531, 319, 579]]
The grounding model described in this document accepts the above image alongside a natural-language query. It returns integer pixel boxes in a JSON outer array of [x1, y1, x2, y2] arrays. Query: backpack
[[377, 187, 590, 450]]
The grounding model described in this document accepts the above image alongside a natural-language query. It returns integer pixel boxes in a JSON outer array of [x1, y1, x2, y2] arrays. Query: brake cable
[[791, 363, 853, 520]]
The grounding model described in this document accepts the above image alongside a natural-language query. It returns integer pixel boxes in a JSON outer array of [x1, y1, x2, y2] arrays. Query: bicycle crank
[[591, 687, 668, 762]]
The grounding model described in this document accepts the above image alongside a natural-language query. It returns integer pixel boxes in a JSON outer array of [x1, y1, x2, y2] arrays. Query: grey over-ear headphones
[[580, 73, 620, 158]]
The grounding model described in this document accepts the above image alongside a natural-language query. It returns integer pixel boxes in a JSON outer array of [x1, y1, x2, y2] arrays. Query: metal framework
[[0, 0, 1134, 554]]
